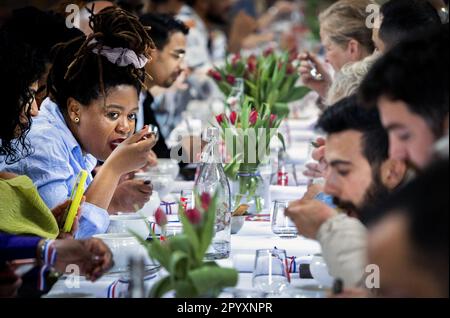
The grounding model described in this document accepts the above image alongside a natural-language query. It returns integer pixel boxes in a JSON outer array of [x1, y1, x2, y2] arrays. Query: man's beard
[[333, 171, 391, 223]]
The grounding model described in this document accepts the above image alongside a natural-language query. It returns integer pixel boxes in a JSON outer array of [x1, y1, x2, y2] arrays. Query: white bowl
[[108, 214, 150, 240], [231, 216, 245, 234], [134, 172, 175, 199], [136, 193, 161, 218], [309, 254, 335, 288], [152, 159, 180, 179], [93, 233, 153, 273]]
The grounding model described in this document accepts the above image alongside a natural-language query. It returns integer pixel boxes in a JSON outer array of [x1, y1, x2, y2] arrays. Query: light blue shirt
[[3, 98, 110, 239]]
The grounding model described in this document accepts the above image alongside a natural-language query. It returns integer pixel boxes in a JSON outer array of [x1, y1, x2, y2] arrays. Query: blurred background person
[[367, 159, 448, 298], [359, 25, 449, 171], [373, 0, 442, 53], [298, 0, 375, 100]]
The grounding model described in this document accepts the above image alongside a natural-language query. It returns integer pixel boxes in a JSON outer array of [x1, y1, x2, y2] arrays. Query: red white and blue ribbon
[[38, 240, 57, 291], [160, 201, 177, 215], [288, 256, 297, 274]]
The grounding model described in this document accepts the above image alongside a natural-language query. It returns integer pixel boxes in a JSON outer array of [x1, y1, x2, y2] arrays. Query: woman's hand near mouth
[[82, 127, 157, 211], [106, 126, 157, 175]]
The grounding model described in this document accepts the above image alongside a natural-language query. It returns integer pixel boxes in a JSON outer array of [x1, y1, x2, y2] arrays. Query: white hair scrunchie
[[92, 44, 148, 69]]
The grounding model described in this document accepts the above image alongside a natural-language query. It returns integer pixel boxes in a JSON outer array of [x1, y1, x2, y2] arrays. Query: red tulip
[[226, 75, 236, 86], [263, 47, 274, 57], [247, 55, 257, 73], [288, 50, 298, 63], [230, 111, 238, 125], [270, 114, 277, 127], [200, 193, 212, 210], [186, 208, 202, 225], [286, 64, 295, 75], [249, 111, 259, 125], [216, 114, 226, 125], [277, 62, 284, 71], [154, 208, 168, 227], [208, 69, 222, 81]]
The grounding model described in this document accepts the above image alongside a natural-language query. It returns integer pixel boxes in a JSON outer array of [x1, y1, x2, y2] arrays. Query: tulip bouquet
[[208, 48, 310, 119], [136, 192, 238, 298], [216, 99, 283, 213]]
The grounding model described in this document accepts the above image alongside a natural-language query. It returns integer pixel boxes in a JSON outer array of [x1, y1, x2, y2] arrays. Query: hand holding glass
[[271, 201, 298, 239]]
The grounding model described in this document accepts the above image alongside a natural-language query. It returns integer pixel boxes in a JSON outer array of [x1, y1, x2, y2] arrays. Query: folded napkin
[[170, 181, 195, 194], [107, 272, 160, 298], [159, 193, 180, 216]]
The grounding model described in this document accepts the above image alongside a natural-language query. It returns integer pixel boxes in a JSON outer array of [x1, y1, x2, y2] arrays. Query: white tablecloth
[[47, 221, 321, 298], [47, 104, 324, 298]]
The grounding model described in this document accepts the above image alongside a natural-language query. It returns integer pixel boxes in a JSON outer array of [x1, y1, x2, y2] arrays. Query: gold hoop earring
[[74, 117, 80, 123]]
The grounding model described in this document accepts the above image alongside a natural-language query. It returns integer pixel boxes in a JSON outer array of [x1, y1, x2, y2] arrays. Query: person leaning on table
[[0, 29, 113, 298], [0, 234, 113, 298], [286, 96, 409, 289]]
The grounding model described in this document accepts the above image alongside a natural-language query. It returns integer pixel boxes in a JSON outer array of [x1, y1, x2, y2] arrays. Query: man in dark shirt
[[140, 13, 201, 174]]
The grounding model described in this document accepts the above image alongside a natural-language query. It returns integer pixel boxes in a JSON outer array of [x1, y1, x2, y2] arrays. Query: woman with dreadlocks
[[3, 6, 157, 239]]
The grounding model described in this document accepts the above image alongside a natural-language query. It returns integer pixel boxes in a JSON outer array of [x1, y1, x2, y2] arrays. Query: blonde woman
[[325, 53, 380, 106], [299, 0, 376, 99]]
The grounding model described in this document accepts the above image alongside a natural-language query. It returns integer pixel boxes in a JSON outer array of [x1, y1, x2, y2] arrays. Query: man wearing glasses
[[138, 13, 191, 163]]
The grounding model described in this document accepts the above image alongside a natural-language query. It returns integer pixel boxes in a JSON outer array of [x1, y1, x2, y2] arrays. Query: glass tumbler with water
[[252, 249, 290, 295]]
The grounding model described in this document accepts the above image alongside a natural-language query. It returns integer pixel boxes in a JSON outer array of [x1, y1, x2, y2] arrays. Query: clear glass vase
[[231, 167, 270, 214]]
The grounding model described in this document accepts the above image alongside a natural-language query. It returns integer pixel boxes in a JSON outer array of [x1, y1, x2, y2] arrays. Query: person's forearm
[[257, 11, 275, 30], [0, 235, 42, 262], [317, 215, 368, 288], [84, 162, 121, 212]]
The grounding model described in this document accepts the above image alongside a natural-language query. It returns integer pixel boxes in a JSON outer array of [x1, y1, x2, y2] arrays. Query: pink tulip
[[249, 111, 259, 125], [231, 53, 241, 66], [186, 208, 202, 225], [200, 193, 212, 210], [155, 208, 168, 227], [230, 111, 238, 125]]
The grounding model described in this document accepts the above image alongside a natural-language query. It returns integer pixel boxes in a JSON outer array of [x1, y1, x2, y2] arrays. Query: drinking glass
[[252, 249, 290, 295], [147, 125, 160, 143], [271, 201, 298, 239]]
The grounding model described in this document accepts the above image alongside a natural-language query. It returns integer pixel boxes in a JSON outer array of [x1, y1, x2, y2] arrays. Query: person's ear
[[150, 49, 160, 61], [380, 159, 408, 190], [67, 98, 82, 124], [347, 39, 362, 62]]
